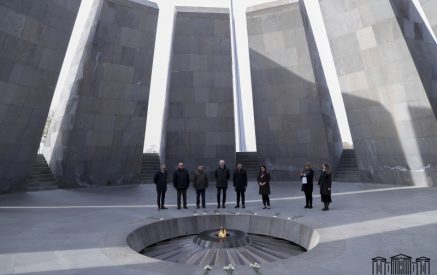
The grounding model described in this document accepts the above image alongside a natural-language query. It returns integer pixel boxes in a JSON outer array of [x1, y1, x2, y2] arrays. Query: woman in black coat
[[318, 163, 332, 211], [300, 162, 314, 209], [257, 165, 271, 209]]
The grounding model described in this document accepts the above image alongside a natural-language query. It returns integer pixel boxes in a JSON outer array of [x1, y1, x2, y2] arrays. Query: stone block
[[165, 12, 235, 171], [248, 2, 342, 180], [356, 26, 378, 50], [0, 5, 26, 37], [44, 1, 157, 189], [20, 17, 42, 44]]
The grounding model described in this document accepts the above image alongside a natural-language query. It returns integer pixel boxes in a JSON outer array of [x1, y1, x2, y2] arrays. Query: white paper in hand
[[302, 176, 307, 184]]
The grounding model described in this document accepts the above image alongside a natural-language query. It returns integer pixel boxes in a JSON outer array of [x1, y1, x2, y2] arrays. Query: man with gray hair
[[215, 160, 230, 208]]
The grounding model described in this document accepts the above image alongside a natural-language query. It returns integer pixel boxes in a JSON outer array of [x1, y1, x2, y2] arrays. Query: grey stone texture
[[389, 0, 437, 118], [419, 0, 437, 37], [247, 2, 342, 180], [44, 0, 158, 187], [300, 1, 344, 176], [2, 182, 437, 274], [0, 0, 80, 193], [319, 0, 437, 185], [164, 12, 236, 174], [127, 214, 318, 253]]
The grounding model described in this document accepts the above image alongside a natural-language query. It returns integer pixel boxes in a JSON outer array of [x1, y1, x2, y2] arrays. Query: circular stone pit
[[127, 214, 319, 266]]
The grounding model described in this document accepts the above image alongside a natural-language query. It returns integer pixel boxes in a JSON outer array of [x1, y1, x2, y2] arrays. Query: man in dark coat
[[215, 160, 230, 208], [193, 165, 208, 209], [300, 162, 314, 209], [233, 163, 247, 208], [173, 162, 190, 209], [153, 164, 168, 210]]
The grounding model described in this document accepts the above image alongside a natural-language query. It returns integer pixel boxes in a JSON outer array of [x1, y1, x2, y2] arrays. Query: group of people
[[300, 162, 332, 211], [153, 160, 332, 211]]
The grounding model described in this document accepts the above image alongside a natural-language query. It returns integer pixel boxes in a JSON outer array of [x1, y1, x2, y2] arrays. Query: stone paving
[[0, 181, 436, 274]]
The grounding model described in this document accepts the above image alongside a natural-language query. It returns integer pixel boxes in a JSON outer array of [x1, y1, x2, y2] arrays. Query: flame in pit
[[218, 228, 227, 238]]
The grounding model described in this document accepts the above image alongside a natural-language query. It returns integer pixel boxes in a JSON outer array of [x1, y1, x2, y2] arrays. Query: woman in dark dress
[[257, 165, 271, 209], [300, 162, 314, 209], [318, 163, 332, 211]]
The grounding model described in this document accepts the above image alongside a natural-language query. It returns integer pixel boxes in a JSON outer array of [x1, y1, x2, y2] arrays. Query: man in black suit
[[215, 160, 230, 208], [233, 163, 248, 208], [173, 162, 190, 209], [153, 164, 168, 210]]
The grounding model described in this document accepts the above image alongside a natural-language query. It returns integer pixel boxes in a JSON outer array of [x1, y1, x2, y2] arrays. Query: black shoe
[[304, 205, 309, 209], [242, 205, 245, 208], [222, 205, 226, 208], [267, 206, 270, 209], [309, 206, 312, 209], [158, 206, 161, 210], [217, 205, 221, 208], [202, 205, 206, 208], [322, 207, 328, 211], [177, 206, 181, 209], [161, 206, 168, 210], [235, 205, 240, 208], [184, 206, 188, 209], [196, 206, 200, 209], [263, 206, 267, 209]]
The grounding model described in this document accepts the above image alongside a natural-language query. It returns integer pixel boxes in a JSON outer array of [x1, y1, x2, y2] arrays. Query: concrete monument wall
[[165, 11, 235, 174], [247, 2, 342, 179], [44, 0, 158, 187], [319, 0, 437, 185], [419, 0, 437, 37], [389, 0, 437, 118], [300, 1, 343, 174], [0, 0, 80, 193]]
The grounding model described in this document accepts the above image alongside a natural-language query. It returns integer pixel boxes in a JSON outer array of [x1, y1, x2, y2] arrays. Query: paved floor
[[0, 181, 436, 275]]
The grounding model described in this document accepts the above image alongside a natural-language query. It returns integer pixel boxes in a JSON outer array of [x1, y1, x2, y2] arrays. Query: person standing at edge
[[215, 160, 230, 208], [257, 165, 271, 209], [300, 162, 314, 209], [173, 162, 190, 209], [193, 165, 208, 209], [153, 164, 168, 210], [233, 163, 247, 208], [318, 163, 332, 211]]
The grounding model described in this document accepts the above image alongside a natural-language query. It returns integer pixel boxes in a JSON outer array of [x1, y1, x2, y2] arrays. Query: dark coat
[[233, 168, 248, 191], [173, 168, 190, 189], [318, 171, 332, 195], [153, 170, 168, 191], [193, 170, 208, 189], [257, 172, 271, 195], [215, 166, 230, 188], [300, 168, 314, 193]]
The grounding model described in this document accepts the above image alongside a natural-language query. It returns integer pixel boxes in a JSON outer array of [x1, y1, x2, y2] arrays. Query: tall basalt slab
[[44, 0, 158, 187], [247, 2, 342, 180], [0, 0, 80, 193], [164, 12, 236, 174]]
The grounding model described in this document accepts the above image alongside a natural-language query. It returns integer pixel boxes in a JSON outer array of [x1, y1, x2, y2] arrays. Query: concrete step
[[236, 152, 259, 180], [335, 179, 361, 183], [337, 167, 359, 171], [28, 182, 58, 188], [27, 154, 58, 192], [336, 172, 361, 176], [27, 186, 58, 192], [140, 153, 160, 184], [335, 149, 361, 182]]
